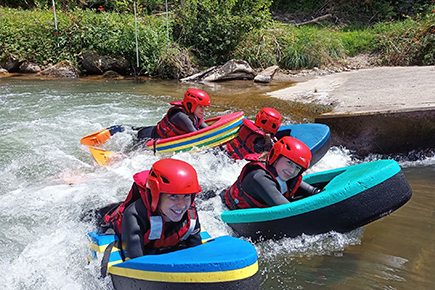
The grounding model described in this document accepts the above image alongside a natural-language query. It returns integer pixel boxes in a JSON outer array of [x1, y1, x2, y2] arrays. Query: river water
[[0, 77, 434, 290]]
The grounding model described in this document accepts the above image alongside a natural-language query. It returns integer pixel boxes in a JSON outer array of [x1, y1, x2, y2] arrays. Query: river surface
[[0, 77, 434, 290]]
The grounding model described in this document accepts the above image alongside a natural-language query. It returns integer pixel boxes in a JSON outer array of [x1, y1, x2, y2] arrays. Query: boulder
[[180, 59, 255, 82], [19, 61, 42, 73], [254, 65, 279, 83], [179, 67, 217, 83], [0, 54, 23, 72], [38, 60, 81, 78], [203, 59, 255, 82], [0, 68, 9, 76], [158, 46, 200, 79], [78, 51, 130, 75]]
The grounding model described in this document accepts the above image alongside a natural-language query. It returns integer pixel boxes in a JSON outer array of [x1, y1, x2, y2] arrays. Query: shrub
[[235, 23, 349, 70], [271, 0, 435, 24], [0, 8, 71, 65], [233, 29, 281, 69], [173, 0, 272, 66], [373, 11, 435, 65], [0, 7, 169, 74]]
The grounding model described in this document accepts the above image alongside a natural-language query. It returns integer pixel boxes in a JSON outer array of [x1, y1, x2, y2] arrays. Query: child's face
[[274, 156, 302, 181], [159, 193, 192, 222], [194, 105, 206, 119]]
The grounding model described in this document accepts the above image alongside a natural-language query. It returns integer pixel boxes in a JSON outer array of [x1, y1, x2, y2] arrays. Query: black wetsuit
[[121, 198, 202, 259], [138, 111, 208, 140], [221, 164, 321, 207], [168, 111, 208, 132]]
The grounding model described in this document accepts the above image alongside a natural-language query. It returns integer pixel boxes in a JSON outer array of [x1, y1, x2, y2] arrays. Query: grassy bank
[[238, 11, 435, 70], [1, 5, 434, 77]]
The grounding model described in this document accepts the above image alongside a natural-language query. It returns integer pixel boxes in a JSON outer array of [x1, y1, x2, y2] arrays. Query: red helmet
[[146, 159, 201, 212], [254, 107, 282, 134], [183, 88, 211, 113], [267, 136, 311, 170]]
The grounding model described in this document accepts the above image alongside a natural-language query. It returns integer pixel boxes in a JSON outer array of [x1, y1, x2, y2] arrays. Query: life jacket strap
[[180, 209, 196, 241], [100, 239, 121, 278]]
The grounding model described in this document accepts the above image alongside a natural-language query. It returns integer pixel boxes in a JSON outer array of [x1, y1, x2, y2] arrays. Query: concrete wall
[[315, 108, 435, 156]]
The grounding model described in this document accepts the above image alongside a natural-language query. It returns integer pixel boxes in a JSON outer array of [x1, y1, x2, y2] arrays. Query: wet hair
[[263, 132, 273, 151]]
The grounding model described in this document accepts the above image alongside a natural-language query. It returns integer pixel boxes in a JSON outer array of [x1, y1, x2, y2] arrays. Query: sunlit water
[[0, 78, 434, 290]]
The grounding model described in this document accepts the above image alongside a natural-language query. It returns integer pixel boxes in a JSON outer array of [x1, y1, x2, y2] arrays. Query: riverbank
[[268, 65, 435, 157], [2, 5, 435, 79], [2, 55, 434, 157]]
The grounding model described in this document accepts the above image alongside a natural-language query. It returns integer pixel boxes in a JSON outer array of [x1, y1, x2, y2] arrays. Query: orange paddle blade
[[81, 129, 112, 146]]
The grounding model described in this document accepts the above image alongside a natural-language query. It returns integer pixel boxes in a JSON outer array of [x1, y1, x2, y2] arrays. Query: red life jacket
[[103, 170, 198, 250], [226, 119, 265, 160], [155, 102, 203, 138], [144, 208, 197, 249], [224, 162, 303, 210]]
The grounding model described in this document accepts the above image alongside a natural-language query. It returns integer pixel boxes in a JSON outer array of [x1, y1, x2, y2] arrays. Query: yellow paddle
[[88, 147, 114, 166]]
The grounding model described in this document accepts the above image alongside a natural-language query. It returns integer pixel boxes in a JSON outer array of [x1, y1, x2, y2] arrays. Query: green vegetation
[[271, 0, 433, 24], [0, 7, 169, 75], [372, 14, 435, 65], [0, 1, 434, 77], [173, 0, 272, 66]]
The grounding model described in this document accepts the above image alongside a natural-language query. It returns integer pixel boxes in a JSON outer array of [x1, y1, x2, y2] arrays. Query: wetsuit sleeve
[[198, 120, 208, 129], [295, 180, 322, 198], [121, 200, 148, 259], [169, 111, 198, 132], [241, 168, 289, 206]]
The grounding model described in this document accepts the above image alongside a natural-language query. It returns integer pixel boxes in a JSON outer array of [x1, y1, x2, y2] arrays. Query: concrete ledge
[[269, 66, 435, 156], [315, 108, 435, 156]]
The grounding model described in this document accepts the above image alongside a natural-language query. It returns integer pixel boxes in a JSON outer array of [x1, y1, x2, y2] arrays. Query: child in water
[[226, 107, 281, 160], [138, 88, 211, 140], [100, 158, 202, 259], [222, 136, 321, 209]]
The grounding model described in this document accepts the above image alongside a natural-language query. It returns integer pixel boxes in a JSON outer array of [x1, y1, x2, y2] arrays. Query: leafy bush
[[0, 8, 70, 65], [372, 12, 435, 65], [233, 29, 280, 69], [271, 0, 323, 12], [82, 0, 164, 14], [0, 7, 169, 74], [173, 0, 272, 66], [69, 10, 169, 74], [271, 0, 434, 25], [235, 13, 429, 71], [0, 0, 163, 14]]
